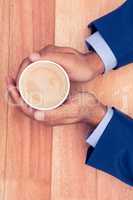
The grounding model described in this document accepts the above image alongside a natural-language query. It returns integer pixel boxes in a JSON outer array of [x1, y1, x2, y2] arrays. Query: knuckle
[[44, 112, 53, 122], [22, 57, 30, 65], [39, 45, 55, 57], [44, 44, 54, 52]]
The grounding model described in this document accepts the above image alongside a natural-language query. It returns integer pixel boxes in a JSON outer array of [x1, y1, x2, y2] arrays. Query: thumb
[[34, 101, 75, 125]]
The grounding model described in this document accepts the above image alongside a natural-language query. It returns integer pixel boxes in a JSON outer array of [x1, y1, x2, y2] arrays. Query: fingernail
[[34, 111, 45, 121], [29, 52, 41, 62]]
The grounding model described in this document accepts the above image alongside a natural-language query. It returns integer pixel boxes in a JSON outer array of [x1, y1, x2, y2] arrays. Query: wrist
[[85, 103, 107, 127], [85, 52, 105, 78], [93, 104, 107, 126]]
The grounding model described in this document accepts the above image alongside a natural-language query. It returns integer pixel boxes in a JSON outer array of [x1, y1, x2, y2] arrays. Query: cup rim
[[19, 60, 70, 111]]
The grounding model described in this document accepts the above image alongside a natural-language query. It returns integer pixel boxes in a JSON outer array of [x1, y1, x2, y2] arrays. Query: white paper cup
[[19, 60, 70, 110]]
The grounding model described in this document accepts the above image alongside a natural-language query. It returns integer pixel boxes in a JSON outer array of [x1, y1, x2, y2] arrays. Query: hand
[[7, 77, 107, 127], [14, 45, 104, 84]]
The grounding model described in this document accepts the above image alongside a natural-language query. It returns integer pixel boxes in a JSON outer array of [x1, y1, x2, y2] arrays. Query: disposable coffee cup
[[19, 60, 70, 110]]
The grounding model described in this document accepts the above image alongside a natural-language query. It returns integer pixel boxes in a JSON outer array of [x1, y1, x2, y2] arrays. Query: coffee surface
[[19, 61, 69, 110]]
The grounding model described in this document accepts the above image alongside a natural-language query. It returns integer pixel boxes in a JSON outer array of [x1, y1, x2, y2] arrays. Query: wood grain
[[52, 0, 133, 200], [4, 0, 55, 200], [0, 0, 10, 199]]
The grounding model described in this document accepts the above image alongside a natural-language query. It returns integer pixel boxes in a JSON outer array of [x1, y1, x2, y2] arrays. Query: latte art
[[19, 61, 70, 110]]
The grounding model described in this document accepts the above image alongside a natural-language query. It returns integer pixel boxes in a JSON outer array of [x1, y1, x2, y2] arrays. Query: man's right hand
[[14, 45, 105, 84]]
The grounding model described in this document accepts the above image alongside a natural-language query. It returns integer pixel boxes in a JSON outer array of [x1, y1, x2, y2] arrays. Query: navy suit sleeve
[[86, 108, 133, 186], [89, 0, 133, 68]]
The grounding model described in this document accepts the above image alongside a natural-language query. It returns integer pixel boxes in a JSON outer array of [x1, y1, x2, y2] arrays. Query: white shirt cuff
[[86, 107, 114, 147], [86, 32, 117, 73]]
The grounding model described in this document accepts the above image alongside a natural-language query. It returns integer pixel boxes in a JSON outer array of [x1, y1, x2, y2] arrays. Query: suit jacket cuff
[[86, 108, 133, 186], [86, 32, 117, 72], [86, 107, 114, 147], [88, 0, 133, 68]]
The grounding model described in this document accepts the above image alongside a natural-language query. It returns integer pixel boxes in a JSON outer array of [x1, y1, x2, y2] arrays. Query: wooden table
[[0, 0, 133, 199]]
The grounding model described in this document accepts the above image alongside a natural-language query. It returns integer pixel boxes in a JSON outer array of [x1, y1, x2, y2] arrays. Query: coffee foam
[[19, 61, 70, 110]]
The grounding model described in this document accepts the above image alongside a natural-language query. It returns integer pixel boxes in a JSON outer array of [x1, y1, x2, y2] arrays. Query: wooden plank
[[52, 0, 133, 200], [0, 0, 10, 199], [52, 0, 104, 199], [5, 0, 55, 199]]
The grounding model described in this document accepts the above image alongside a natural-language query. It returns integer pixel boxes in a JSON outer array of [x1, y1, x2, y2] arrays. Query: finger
[[16, 53, 41, 85], [7, 77, 35, 118], [7, 77, 19, 101], [34, 103, 76, 125], [15, 57, 31, 84], [55, 47, 80, 54], [39, 45, 81, 55], [29, 52, 41, 62]]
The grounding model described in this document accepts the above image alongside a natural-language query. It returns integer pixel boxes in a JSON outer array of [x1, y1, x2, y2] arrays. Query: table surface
[[0, 0, 133, 199]]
